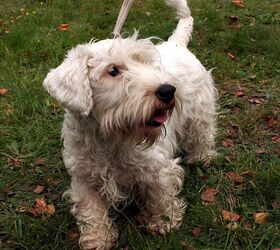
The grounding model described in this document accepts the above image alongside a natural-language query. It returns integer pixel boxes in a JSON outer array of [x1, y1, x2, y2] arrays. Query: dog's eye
[[108, 66, 120, 77]]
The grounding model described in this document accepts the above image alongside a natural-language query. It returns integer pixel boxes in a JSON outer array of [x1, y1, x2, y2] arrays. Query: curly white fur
[[43, 0, 217, 249]]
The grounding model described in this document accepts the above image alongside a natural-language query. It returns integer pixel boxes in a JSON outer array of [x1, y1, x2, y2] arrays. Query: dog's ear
[[43, 44, 93, 116]]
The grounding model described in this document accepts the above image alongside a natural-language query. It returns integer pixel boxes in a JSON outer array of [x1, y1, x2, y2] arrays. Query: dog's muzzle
[[145, 83, 176, 127]]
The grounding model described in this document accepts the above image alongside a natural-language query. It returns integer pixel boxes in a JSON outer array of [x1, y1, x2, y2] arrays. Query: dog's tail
[[165, 0, 193, 47]]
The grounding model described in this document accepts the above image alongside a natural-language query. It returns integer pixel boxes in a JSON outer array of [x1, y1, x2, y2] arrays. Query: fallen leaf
[[249, 75, 257, 80], [268, 118, 278, 128], [221, 139, 235, 147], [19, 207, 27, 213], [8, 156, 22, 166], [229, 15, 239, 22], [255, 149, 268, 155], [226, 172, 244, 184], [244, 222, 253, 229], [0, 88, 9, 96], [272, 108, 280, 115], [272, 135, 280, 142], [232, 0, 245, 8], [58, 23, 69, 32], [0, 19, 4, 25], [68, 231, 79, 239], [241, 171, 255, 178], [272, 200, 280, 209], [180, 240, 195, 250], [45, 176, 60, 186], [263, 114, 278, 128], [222, 210, 240, 222], [23, 51, 32, 58], [201, 188, 218, 204], [249, 98, 264, 105], [226, 222, 239, 230], [232, 106, 240, 114], [234, 90, 244, 97], [145, 11, 151, 17], [33, 185, 45, 194], [227, 52, 237, 60], [135, 0, 143, 8], [46, 204, 55, 215], [35, 158, 45, 166], [227, 125, 238, 139], [192, 227, 202, 236], [253, 212, 269, 224], [27, 198, 55, 217], [259, 79, 270, 85]]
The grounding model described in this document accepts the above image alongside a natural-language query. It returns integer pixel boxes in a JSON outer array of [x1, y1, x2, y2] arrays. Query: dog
[[43, 0, 217, 249]]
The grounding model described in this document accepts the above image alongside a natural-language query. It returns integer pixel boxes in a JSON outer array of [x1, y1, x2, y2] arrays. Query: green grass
[[0, 0, 279, 249]]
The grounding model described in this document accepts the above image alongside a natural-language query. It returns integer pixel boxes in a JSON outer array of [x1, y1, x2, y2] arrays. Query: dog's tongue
[[152, 111, 168, 123]]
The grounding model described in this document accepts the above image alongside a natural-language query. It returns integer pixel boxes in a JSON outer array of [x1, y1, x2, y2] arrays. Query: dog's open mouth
[[146, 109, 169, 127]]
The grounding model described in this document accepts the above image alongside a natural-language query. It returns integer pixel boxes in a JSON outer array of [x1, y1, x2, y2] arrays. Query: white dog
[[43, 0, 216, 249]]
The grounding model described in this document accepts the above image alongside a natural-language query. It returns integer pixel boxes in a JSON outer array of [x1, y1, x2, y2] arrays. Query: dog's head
[[43, 35, 182, 146]]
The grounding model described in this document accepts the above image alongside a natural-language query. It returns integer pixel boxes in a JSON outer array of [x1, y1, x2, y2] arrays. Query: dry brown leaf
[[229, 15, 239, 22], [226, 222, 239, 230], [221, 139, 235, 147], [28, 198, 55, 217], [234, 90, 244, 97], [8, 156, 22, 166], [249, 75, 257, 79], [272, 135, 280, 142], [227, 52, 237, 60], [232, 0, 245, 8], [180, 240, 195, 250], [226, 172, 244, 184], [228, 15, 243, 29], [249, 98, 264, 105], [33, 185, 45, 194], [19, 207, 27, 213], [201, 188, 218, 204], [192, 227, 202, 236], [244, 222, 253, 229], [227, 125, 239, 139], [272, 200, 280, 209], [58, 23, 69, 32], [272, 108, 280, 115], [35, 158, 45, 166], [46, 204, 55, 215], [222, 210, 240, 222], [253, 212, 269, 224], [263, 115, 278, 128], [0, 88, 9, 95], [267, 118, 278, 128], [255, 149, 268, 155], [68, 231, 79, 239]]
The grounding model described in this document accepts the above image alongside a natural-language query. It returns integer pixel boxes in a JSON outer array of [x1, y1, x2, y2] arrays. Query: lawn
[[0, 0, 279, 249]]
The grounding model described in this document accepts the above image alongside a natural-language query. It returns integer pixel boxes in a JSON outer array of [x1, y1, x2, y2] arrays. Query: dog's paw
[[79, 229, 118, 250]]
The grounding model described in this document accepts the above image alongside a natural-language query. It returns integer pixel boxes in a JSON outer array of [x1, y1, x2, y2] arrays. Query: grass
[[0, 0, 279, 249]]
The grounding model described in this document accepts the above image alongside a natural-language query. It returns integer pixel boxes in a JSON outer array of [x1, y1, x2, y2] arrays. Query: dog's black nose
[[155, 83, 176, 103]]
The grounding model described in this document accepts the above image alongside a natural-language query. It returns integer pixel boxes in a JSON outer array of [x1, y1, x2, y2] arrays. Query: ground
[[0, 0, 279, 249]]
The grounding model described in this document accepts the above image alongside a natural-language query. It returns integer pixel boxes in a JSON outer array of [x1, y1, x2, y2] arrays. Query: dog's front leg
[[66, 180, 118, 250], [136, 158, 186, 235]]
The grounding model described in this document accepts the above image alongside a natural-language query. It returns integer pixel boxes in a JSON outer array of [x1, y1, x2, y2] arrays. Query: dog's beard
[[134, 125, 165, 148], [93, 90, 182, 148]]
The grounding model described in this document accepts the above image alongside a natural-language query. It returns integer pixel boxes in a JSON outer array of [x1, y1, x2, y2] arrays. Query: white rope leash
[[113, 0, 134, 37]]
